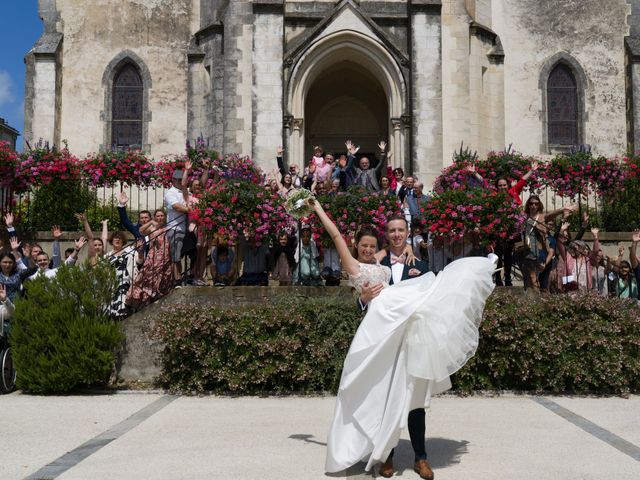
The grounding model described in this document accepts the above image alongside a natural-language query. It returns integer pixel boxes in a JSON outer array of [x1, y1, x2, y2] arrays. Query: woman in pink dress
[[126, 209, 174, 309]]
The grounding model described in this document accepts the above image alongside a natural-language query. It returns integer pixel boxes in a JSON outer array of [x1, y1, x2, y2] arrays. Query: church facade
[[23, 0, 640, 185]]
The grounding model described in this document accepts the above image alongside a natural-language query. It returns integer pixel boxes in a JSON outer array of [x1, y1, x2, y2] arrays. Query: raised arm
[[631, 230, 640, 269], [276, 146, 286, 177], [309, 199, 359, 275], [75, 213, 96, 259], [117, 191, 140, 239], [345, 140, 359, 172], [590, 227, 602, 267], [521, 160, 539, 183], [51, 225, 62, 268], [182, 161, 192, 204], [101, 219, 109, 249], [556, 222, 569, 262], [374, 141, 387, 174], [546, 203, 578, 222]]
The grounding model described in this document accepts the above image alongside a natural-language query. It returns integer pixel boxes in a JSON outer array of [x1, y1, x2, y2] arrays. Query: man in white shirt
[[27, 237, 86, 281], [163, 169, 190, 284]]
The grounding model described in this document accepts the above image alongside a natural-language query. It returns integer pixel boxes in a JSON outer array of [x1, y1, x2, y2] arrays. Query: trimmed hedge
[[11, 261, 124, 394], [153, 294, 362, 393], [153, 290, 640, 395]]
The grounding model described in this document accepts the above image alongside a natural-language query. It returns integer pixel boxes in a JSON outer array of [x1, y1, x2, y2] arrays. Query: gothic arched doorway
[[286, 31, 407, 170], [305, 61, 388, 160]]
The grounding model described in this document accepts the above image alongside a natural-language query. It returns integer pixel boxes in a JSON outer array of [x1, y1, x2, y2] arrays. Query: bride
[[307, 199, 496, 476]]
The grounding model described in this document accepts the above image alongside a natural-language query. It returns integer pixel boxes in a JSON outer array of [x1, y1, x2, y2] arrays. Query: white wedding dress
[[325, 256, 495, 473]]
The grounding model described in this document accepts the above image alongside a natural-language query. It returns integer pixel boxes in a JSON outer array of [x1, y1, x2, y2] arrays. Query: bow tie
[[391, 254, 406, 265]]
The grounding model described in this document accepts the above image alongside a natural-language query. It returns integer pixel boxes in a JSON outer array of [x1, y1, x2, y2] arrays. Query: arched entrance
[[286, 31, 407, 169], [305, 61, 388, 160]]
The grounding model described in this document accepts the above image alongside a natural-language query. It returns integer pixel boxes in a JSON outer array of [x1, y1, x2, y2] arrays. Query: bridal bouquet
[[285, 189, 314, 219]]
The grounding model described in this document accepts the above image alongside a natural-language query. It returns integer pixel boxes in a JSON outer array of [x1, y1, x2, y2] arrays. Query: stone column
[[187, 48, 207, 143], [290, 118, 304, 169], [411, 1, 443, 187], [390, 117, 403, 169], [222, 1, 254, 156], [252, 2, 284, 170], [283, 114, 293, 167], [24, 35, 63, 148]]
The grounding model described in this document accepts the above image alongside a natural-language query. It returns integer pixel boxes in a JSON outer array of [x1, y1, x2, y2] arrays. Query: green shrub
[[601, 180, 640, 231], [11, 260, 124, 394], [453, 289, 640, 394], [153, 294, 362, 393], [22, 180, 95, 231], [154, 289, 640, 395]]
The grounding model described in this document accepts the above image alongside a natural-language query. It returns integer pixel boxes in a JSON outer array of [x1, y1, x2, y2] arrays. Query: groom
[[359, 215, 434, 480]]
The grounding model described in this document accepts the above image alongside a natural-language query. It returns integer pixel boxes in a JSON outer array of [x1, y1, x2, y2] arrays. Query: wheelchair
[[0, 321, 16, 394]]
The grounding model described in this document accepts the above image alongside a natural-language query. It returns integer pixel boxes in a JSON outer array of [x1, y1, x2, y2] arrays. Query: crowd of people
[[0, 138, 638, 335]]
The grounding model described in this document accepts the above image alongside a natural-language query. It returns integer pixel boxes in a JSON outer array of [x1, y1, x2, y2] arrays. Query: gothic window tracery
[[112, 63, 143, 150], [547, 64, 578, 146]]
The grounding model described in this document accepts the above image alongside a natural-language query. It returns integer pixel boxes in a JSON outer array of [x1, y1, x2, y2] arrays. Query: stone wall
[[496, 0, 629, 157], [27, 0, 194, 159]]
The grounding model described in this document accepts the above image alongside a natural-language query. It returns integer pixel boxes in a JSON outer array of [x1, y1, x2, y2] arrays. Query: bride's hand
[[403, 244, 416, 266]]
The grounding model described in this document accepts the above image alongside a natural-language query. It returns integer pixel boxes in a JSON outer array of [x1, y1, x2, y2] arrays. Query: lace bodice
[[348, 262, 392, 293]]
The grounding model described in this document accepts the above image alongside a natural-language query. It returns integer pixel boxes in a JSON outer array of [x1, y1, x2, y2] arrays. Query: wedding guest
[[556, 222, 594, 292], [292, 225, 322, 286], [127, 209, 174, 309], [211, 242, 236, 286], [164, 169, 190, 286], [105, 231, 137, 318], [344, 140, 387, 192], [117, 191, 152, 240], [270, 231, 296, 286], [590, 227, 608, 296], [0, 284, 14, 337], [519, 197, 571, 291], [379, 176, 395, 197], [235, 235, 269, 286], [0, 239, 38, 302], [609, 260, 638, 299], [472, 160, 538, 285], [4, 213, 43, 268], [76, 213, 108, 267], [276, 146, 303, 188], [182, 160, 210, 285], [405, 182, 429, 220], [27, 237, 85, 281], [392, 167, 404, 195], [410, 219, 428, 262]]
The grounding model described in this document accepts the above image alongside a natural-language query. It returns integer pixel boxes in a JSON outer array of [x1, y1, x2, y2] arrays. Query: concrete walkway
[[1, 392, 639, 480]]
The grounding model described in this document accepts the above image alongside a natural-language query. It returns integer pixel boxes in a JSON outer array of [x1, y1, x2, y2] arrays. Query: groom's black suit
[[380, 251, 430, 463], [379, 252, 430, 285]]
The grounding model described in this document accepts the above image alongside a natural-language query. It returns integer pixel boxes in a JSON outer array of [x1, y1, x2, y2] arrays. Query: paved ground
[[0, 392, 639, 480]]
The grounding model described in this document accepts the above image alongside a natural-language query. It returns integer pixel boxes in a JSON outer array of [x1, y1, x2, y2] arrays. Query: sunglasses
[[528, 201, 540, 205]]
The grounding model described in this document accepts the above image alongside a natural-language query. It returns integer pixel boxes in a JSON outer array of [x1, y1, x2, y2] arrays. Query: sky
[[0, 1, 43, 147]]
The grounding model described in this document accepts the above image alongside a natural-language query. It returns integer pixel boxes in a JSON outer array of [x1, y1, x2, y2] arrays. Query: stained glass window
[[112, 64, 143, 149], [548, 64, 578, 146]]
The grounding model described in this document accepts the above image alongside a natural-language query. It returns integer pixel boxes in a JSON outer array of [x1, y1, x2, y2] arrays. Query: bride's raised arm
[[309, 199, 360, 276]]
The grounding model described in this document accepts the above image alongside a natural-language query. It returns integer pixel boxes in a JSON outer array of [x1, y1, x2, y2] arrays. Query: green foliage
[[153, 293, 362, 393], [10, 260, 124, 394], [154, 289, 640, 395], [22, 180, 95, 231], [601, 179, 640, 231], [17, 182, 121, 232], [85, 196, 122, 231], [453, 289, 640, 394]]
